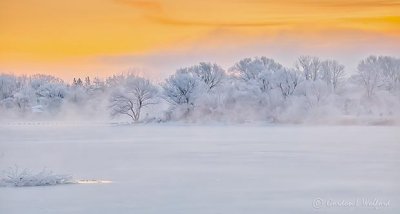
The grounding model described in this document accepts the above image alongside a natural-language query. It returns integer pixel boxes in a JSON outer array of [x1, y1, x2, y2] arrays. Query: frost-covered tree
[[35, 83, 67, 111], [76, 78, 83, 87], [162, 71, 204, 106], [109, 76, 158, 122], [162, 63, 225, 120], [28, 75, 66, 112], [230, 57, 283, 93], [106, 74, 126, 88], [30, 74, 63, 90], [68, 81, 87, 104], [13, 88, 32, 113], [1, 54, 400, 122], [357, 56, 382, 97], [377, 56, 400, 92], [354, 56, 400, 97], [84, 77, 91, 88], [92, 77, 106, 91], [181, 62, 225, 90], [0, 74, 19, 100], [320, 60, 345, 91], [295, 80, 331, 108], [0, 166, 73, 187], [295, 56, 322, 81], [275, 68, 302, 99], [0, 75, 32, 113]]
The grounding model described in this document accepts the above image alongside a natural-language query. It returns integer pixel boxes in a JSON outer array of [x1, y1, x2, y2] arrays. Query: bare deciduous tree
[[295, 56, 321, 81], [320, 60, 345, 91], [109, 76, 158, 122], [162, 71, 202, 106], [180, 62, 225, 90], [230, 57, 283, 93], [357, 56, 381, 97], [377, 56, 400, 92], [276, 69, 302, 99]]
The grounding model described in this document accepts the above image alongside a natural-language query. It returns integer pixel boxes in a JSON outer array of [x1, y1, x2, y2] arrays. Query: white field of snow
[[0, 123, 399, 214]]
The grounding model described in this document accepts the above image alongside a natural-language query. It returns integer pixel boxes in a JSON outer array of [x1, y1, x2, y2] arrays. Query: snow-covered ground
[[0, 124, 399, 213]]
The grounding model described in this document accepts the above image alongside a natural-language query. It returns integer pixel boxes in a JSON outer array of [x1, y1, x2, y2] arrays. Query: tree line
[[1, 55, 399, 123]]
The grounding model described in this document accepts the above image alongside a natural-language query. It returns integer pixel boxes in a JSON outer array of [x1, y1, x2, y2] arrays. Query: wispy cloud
[[240, 0, 400, 8], [342, 15, 400, 23], [305, 0, 400, 8], [113, 0, 163, 12], [113, 0, 400, 29], [148, 16, 287, 27], [113, 0, 289, 27]]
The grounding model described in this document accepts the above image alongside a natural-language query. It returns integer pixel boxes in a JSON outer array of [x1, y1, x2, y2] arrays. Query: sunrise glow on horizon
[[1, 0, 400, 80]]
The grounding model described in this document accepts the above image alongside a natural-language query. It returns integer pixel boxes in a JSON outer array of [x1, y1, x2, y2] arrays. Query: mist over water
[[1, 55, 399, 125]]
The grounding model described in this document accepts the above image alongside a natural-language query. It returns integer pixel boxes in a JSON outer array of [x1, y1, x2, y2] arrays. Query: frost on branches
[[0, 166, 73, 187], [1, 56, 400, 124]]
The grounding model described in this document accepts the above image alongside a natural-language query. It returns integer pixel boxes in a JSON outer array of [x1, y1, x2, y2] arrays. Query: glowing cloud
[[0, 0, 399, 79]]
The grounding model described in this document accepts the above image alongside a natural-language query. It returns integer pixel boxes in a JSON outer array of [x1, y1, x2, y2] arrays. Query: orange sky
[[1, 0, 400, 80]]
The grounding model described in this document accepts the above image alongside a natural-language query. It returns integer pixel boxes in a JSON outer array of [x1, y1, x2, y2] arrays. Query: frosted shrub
[[0, 166, 73, 187]]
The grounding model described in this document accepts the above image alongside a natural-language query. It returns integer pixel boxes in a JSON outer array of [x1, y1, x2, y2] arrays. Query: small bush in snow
[[0, 166, 73, 187]]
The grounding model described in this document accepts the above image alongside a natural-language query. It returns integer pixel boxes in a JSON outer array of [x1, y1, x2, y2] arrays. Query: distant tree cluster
[[1, 55, 399, 123]]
